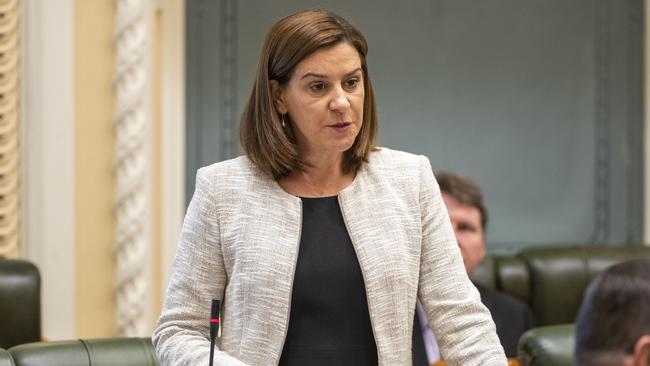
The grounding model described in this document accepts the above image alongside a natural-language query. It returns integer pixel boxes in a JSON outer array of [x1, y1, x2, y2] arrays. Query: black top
[[279, 196, 378, 366]]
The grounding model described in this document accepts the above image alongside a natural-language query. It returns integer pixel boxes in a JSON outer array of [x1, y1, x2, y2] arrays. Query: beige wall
[[74, 0, 116, 337]]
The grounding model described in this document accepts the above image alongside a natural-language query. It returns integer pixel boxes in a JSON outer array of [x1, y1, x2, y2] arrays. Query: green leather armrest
[[82, 338, 158, 366], [0, 260, 41, 349], [9, 341, 88, 366], [9, 338, 158, 366], [518, 324, 575, 366], [0, 348, 15, 366]]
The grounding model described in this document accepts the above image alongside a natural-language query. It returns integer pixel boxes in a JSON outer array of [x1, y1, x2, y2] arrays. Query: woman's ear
[[269, 80, 288, 114], [633, 335, 650, 366]]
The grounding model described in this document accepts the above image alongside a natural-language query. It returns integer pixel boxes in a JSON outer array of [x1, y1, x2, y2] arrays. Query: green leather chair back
[[9, 338, 159, 366], [518, 324, 575, 366], [472, 255, 530, 304], [0, 349, 15, 366], [520, 245, 650, 325], [0, 260, 41, 349], [472, 245, 650, 326], [471, 255, 498, 289]]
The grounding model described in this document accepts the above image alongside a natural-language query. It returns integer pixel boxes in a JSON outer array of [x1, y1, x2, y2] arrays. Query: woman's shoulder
[[354, 148, 432, 203], [366, 147, 427, 171], [199, 155, 254, 175], [196, 155, 269, 189]]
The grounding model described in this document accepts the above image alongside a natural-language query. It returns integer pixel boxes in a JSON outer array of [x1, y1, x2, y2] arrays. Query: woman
[[153, 9, 506, 366]]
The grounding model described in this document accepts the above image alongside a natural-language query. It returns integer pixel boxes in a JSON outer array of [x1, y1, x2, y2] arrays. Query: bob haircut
[[240, 9, 378, 180]]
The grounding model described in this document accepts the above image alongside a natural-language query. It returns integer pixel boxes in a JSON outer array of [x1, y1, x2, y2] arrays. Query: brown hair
[[574, 259, 650, 366], [240, 9, 378, 180], [434, 171, 489, 230]]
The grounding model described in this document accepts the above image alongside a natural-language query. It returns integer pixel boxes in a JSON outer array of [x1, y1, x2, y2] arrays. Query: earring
[[281, 114, 287, 128]]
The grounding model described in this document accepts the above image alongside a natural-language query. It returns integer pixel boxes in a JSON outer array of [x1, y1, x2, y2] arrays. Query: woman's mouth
[[328, 122, 352, 132]]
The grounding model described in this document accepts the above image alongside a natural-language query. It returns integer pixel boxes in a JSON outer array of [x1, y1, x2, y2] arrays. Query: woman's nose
[[329, 89, 351, 113]]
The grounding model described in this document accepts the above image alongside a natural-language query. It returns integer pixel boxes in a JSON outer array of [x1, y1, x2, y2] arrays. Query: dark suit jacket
[[412, 284, 535, 364]]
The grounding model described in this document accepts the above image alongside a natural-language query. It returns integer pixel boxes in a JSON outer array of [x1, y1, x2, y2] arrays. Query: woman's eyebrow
[[300, 72, 326, 80], [299, 68, 362, 80], [344, 68, 363, 77]]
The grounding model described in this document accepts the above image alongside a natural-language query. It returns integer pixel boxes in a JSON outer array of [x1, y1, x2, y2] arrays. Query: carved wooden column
[[115, 0, 150, 336], [0, 0, 20, 258]]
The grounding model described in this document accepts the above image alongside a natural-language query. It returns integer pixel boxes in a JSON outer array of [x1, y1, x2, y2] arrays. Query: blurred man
[[413, 171, 534, 365], [574, 259, 650, 366]]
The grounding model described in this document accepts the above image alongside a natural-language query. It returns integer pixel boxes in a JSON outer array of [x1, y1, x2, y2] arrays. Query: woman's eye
[[345, 78, 359, 89], [310, 82, 326, 92]]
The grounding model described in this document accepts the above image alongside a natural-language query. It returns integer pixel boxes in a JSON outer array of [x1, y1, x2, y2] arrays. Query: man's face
[[442, 192, 486, 275]]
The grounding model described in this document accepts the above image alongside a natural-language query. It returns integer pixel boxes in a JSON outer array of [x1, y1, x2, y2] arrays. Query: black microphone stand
[[209, 299, 221, 366]]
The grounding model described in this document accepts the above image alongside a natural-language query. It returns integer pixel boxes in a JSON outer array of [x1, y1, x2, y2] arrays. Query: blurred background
[[6, 0, 648, 343]]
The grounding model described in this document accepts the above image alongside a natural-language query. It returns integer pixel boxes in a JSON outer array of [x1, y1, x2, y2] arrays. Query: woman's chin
[[337, 141, 357, 154]]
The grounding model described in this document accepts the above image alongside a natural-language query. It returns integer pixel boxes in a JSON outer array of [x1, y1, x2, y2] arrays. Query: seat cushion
[[518, 324, 575, 366]]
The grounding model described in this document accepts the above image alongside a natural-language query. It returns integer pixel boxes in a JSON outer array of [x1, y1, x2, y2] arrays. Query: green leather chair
[[0, 260, 41, 348], [518, 324, 575, 366], [520, 245, 650, 325], [471, 245, 650, 365], [8, 338, 159, 366], [0, 348, 15, 366], [472, 245, 650, 326], [472, 254, 530, 305]]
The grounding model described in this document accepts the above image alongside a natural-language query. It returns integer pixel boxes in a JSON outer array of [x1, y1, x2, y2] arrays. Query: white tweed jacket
[[153, 148, 507, 366]]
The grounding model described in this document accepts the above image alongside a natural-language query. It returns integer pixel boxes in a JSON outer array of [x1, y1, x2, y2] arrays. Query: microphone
[[209, 299, 221, 366]]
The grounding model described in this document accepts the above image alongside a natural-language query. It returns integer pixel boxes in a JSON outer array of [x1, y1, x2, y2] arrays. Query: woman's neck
[[278, 152, 354, 197]]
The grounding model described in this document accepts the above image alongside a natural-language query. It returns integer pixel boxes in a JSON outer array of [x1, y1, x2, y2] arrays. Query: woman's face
[[273, 42, 364, 158]]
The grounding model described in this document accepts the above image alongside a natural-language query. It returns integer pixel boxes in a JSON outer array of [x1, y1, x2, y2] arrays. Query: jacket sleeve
[[416, 156, 508, 365], [153, 168, 248, 366]]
